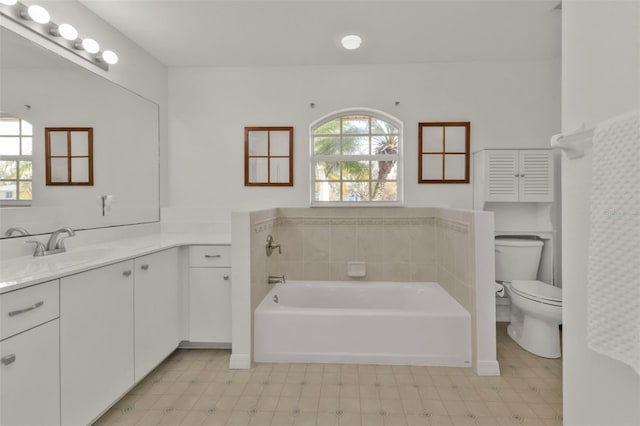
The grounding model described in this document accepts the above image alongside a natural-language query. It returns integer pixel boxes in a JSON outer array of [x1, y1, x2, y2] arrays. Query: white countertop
[[0, 232, 231, 294]]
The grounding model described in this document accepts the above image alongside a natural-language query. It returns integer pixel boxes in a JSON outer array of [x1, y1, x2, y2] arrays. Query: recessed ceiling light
[[341, 34, 362, 50]]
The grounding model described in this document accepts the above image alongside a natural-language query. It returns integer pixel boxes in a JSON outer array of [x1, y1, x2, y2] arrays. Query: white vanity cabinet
[[134, 248, 180, 382], [0, 280, 60, 426], [188, 245, 232, 344], [60, 260, 135, 426], [474, 149, 554, 204]]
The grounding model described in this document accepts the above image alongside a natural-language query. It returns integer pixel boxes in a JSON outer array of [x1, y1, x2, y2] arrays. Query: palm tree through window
[[311, 110, 402, 205]]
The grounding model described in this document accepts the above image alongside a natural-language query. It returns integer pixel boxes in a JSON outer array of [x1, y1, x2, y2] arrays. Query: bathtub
[[254, 280, 471, 367]]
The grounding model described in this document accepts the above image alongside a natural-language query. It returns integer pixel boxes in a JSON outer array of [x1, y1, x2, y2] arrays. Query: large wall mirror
[[0, 26, 159, 238]]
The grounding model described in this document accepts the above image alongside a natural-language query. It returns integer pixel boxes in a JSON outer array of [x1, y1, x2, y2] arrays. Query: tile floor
[[94, 323, 562, 426]]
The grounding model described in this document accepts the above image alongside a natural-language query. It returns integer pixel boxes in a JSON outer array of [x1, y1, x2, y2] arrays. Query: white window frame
[[0, 115, 33, 207], [309, 107, 403, 207]]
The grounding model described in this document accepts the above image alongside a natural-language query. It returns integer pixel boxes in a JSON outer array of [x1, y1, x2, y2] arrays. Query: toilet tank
[[495, 238, 544, 282]]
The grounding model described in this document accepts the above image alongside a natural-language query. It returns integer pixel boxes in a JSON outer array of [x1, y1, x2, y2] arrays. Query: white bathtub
[[254, 280, 472, 367]]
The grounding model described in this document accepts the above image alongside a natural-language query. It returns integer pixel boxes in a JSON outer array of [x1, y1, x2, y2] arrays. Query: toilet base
[[507, 317, 561, 358]]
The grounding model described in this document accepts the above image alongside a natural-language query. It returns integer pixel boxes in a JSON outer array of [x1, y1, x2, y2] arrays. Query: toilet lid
[[511, 280, 562, 304]]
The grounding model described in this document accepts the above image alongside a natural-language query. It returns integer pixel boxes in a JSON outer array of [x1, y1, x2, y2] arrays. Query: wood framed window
[[418, 122, 470, 184], [244, 126, 293, 186], [45, 127, 93, 186]]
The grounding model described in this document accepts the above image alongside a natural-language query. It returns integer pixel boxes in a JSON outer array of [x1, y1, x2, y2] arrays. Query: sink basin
[[0, 247, 119, 283]]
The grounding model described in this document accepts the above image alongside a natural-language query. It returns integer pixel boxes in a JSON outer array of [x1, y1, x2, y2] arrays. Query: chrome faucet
[[266, 235, 282, 256], [25, 227, 75, 257], [4, 227, 30, 237], [46, 227, 75, 252], [268, 275, 286, 284]]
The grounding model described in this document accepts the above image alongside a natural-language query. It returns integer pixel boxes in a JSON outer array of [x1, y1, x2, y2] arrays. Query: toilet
[[495, 237, 562, 358]]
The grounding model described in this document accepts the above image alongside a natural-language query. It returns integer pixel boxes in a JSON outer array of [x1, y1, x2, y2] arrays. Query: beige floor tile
[[256, 396, 280, 411], [134, 409, 165, 426], [293, 412, 317, 426], [201, 410, 232, 426], [276, 396, 300, 412], [405, 413, 430, 426], [248, 411, 274, 426], [427, 414, 454, 426], [226, 410, 252, 426], [179, 409, 209, 426], [361, 413, 385, 426], [94, 325, 563, 426]]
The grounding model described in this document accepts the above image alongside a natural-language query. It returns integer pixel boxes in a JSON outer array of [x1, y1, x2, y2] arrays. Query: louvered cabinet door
[[485, 150, 519, 202], [518, 150, 554, 202]]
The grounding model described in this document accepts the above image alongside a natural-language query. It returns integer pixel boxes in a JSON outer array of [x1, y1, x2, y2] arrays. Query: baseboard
[[179, 341, 231, 349], [476, 360, 501, 376], [229, 353, 251, 369]]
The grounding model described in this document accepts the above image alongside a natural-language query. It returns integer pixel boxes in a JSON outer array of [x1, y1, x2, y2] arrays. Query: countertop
[[0, 232, 231, 294]]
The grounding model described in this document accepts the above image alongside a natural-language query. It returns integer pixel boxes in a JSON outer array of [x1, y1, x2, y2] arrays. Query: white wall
[[562, 1, 640, 425], [168, 60, 559, 210]]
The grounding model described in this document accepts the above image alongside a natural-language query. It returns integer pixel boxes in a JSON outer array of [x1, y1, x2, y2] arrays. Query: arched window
[[310, 109, 402, 205], [0, 114, 33, 205]]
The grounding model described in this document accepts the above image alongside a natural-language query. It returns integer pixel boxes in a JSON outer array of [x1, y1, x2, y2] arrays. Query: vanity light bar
[[0, 1, 117, 71]]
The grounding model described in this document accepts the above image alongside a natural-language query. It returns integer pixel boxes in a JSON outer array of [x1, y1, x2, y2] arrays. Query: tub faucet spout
[[268, 275, 285, 284]]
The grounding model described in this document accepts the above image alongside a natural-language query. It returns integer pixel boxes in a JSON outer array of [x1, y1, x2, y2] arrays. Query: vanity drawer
[[189, 245, 231, 267], [1, 280, 59, 340]]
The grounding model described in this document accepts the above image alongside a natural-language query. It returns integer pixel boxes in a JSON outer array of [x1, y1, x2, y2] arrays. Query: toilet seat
[[510, 280, 562, 306]]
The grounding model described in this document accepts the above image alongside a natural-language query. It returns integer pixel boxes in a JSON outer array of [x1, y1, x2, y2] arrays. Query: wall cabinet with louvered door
[[474, 149, 554, 205]]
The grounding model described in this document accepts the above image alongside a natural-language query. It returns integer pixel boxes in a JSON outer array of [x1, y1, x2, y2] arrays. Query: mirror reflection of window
[[0, 114, 33, 205], [45, 127, 93, 186]]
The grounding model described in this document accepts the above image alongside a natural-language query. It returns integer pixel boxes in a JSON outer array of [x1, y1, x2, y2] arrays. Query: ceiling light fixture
[[80, 38, 100, 54], [341, 34, 362, 50], [54, 23, 79, 41], [99, 50, 119, 65], [0, 0, 118, 71], [24, 4, 50, 24]]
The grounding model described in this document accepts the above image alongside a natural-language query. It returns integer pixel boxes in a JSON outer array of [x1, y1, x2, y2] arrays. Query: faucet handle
[[25, 240, 46, 257]]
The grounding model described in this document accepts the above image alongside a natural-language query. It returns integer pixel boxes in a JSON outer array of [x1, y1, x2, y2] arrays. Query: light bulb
[[341, 34, 362, 50], [57, 23, 78, 41], [27, 5, 50, 24], [0, 0, 18, 6], [81, 38, 100, 54], [101, 50, 118, 65]]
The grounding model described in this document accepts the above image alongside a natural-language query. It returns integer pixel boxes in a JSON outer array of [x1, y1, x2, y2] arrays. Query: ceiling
[[80, 0, 561, 67]]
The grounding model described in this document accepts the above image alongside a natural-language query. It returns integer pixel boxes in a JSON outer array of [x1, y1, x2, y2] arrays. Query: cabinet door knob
[[205, 254, 221, 259], [223, 274, 230, 280], [1, 354, 16, 366], [123, 270, 132, 277], [141, 264, 149, 271]]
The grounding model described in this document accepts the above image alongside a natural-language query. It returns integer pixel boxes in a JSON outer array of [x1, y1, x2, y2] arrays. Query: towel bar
[[550, 123, 594, 159]]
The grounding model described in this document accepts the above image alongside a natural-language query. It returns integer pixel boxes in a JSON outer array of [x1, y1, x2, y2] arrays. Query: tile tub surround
[[235, 207, 497, 376], [93, 323, 562, 426]]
